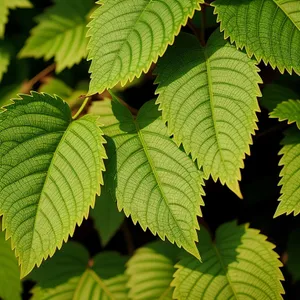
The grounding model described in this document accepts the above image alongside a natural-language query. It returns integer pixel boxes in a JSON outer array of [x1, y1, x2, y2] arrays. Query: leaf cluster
[[1, 0, 300, 299]]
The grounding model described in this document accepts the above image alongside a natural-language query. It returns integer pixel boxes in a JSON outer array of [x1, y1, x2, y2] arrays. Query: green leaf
[[270, 100, 300, 129], [6, 0, 32, 9], [32, 276, 80, 300], [72, 270, 129, 300], [92, 252, 128, 279], [89, 99, 125, 247], [213, 0, 300, 74], [260, 84, 299, 111], [31, 252, 129, 300], [173, 221, 284, 300], [0, 0, 32, 38], [127, 241, 179, 299], [0, 2, 8, 39], [0, 44, 10, 82], [0, 83, 22, 108], [192, 6, 217, 29], [89, 100, 125, 246], [91, 183, 125, 247], [87, 0, 203, 95], [155, 30, 261, 197], [39, 78, 87, 109], [0, 229, 22, 300], [286, 229, 300, 281], [0, 92, 107, 277], [39, 78, 73, 100], [275, 0, 300, 29], [100, 97, 205, 260], [28, 242, 89, 288], [274, 128, 300, 217], [19, 0, 93, 72]]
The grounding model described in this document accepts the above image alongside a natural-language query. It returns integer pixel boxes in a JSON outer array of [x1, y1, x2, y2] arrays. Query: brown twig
[[187, 20, 204, 45], [88, 258, 94, 268], [255, 122, 288, 139], [119, 98, 139, 116], [21, 63, 56, 93], [121, 220, 135, 256], [188, 17, 207, 46], [101, 90, 139, 116]]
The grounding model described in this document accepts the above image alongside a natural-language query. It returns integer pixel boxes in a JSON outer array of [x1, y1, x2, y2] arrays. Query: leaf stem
[[121, 219, 135, 255], [187, 20, 205, 46], [255, 122, 289, 139], [187, 6, 206, 47], [72, 97, 89, 120], [21, 63, 56, 93]]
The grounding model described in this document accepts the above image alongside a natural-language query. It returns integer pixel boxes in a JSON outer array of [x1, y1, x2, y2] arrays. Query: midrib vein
[[212, 243, 239, 299], [204, 51, 227, 173], [73, 270, 116, 299], [89, 270, 116, 299], [27, 118, 72, 273], [274, 0, 300, 30], [133, 120, 191, 246], [107, 0, 155, 82]]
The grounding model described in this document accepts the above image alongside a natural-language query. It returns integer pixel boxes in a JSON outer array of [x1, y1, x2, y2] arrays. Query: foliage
[[0, 92, 106, 277], [0, 44, 10, 82], [126, 241, 179, 299], [213, 0, 300, 74], [0, 0, 32, 38], [260, 83, 299, 111], [271, 99, 300, 129], [0, 228, 21, 300], [286, 229, 300, 282], [273, 128, 300, 217], [87, 0, 203, 95], [155, 30, 261, 197], [31, 243, 129, 299], [97, 97, 205, 259], [173, 221, 284, 300], [1, 0, 300, 299], [19, 0, 94, 72], [28, 222, 284, 299]]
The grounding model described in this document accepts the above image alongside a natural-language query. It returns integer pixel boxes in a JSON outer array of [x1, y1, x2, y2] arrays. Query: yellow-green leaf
[[0, 92, 106, 277], [87, 0, 203, 95], [0, 229, 22, 300], [99, 97, 205, 260], [173, 221, 284, 300], [155, 30, 261, 197]]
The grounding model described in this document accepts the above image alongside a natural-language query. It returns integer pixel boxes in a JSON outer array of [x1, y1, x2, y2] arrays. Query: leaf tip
[[273, 205, 285, 218], [228, 182, 243, 199]]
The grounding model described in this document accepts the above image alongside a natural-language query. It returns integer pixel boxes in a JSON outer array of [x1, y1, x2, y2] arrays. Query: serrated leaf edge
[[0, 91, 107, 278], [211, 1, 300, 76], [86, 0, 204, 95]]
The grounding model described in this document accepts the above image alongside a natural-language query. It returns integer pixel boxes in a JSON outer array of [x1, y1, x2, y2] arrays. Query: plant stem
[[21, 63, 56, 93], [72, 97, 89, 120], [188, 20, 205, 46], [122, 220, 135, 255], [255, 122, 288, 139], [187, 5, 206, 47]]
